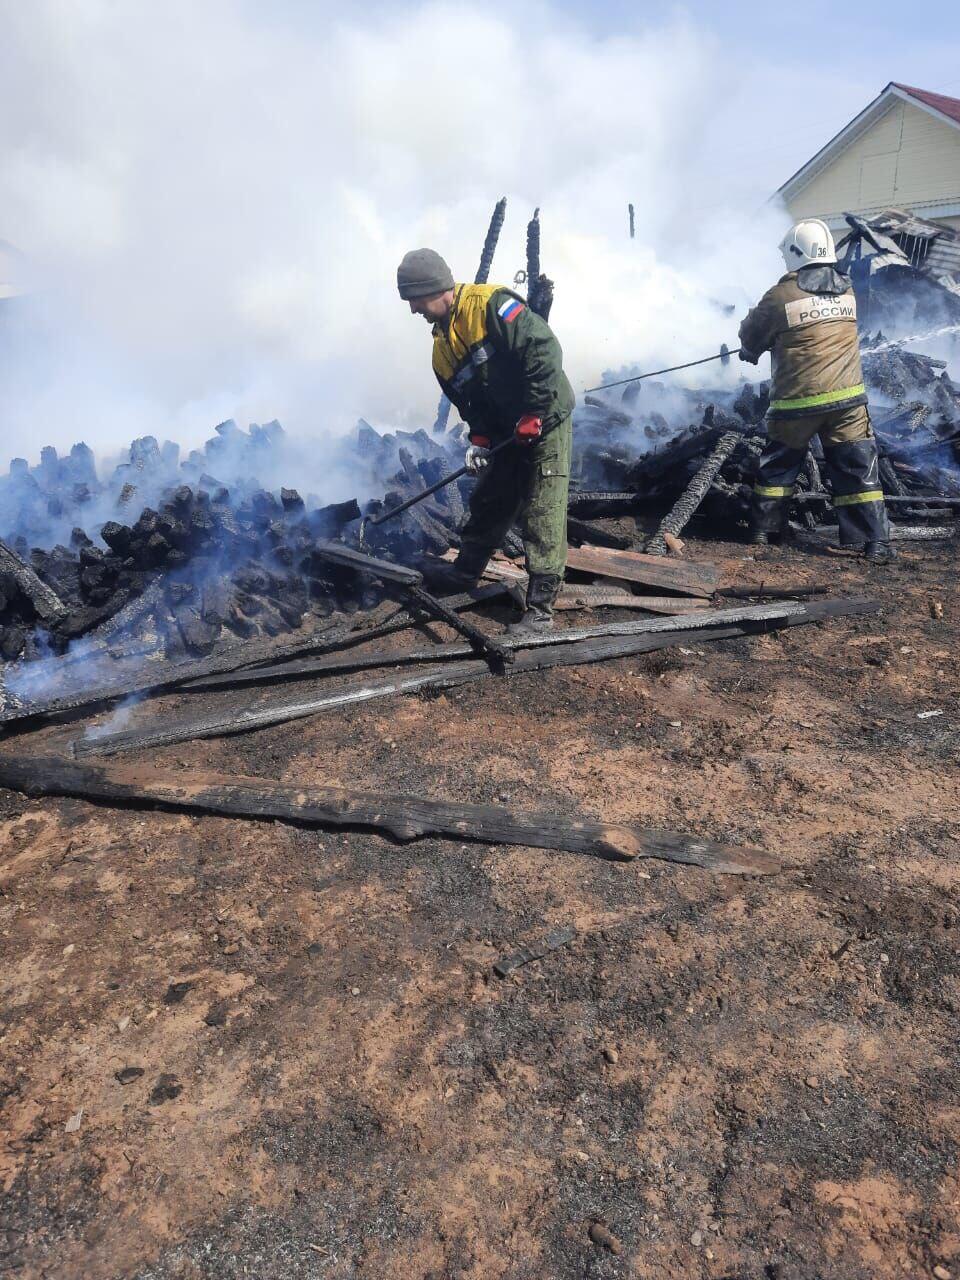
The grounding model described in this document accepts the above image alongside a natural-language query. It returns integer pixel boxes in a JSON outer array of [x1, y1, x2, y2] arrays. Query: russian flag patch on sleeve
[[497, 297, 525, 323]]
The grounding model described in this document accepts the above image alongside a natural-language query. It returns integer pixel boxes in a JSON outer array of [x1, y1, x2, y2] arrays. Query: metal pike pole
[[584, 344, 739, 394], [358, 437, 514, 549]]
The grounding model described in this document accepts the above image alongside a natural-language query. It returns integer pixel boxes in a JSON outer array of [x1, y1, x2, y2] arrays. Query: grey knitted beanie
[[397, 248, 455, 300]]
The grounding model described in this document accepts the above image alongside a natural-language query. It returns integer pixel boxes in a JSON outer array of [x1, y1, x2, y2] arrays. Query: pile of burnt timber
[[0, 423, 373, 663], [3, 316, 952, 696], [579, 336, 960, 549]]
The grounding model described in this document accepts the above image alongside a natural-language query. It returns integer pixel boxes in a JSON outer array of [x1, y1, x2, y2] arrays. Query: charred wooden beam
[[73, 598, 877, 757], [568, 492, 642, 517], [310, 540, 423, 586], [555, 586, 711, 613], [401, 582, 512, 666], [717, 584, 830, 601], [181, 601, 795, 692], [0, 537, 68, 623], [645, 431, 741, 555], [0, 755, 780, 874]]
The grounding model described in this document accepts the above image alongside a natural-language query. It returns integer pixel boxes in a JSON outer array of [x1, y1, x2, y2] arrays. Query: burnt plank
[[555, 586, 711, 613], [0, 755, 780, 874], [73, 599, 877, 756], [182, 602, 795, 691], [565, 544, 719, 597], [310, 540, 423, 585]]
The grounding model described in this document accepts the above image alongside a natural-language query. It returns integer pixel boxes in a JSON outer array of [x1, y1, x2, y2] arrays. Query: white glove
[[465, 444, 491, 474]]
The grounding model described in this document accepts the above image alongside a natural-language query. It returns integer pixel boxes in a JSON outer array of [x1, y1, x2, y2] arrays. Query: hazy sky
[[1, 0, 958, 470]]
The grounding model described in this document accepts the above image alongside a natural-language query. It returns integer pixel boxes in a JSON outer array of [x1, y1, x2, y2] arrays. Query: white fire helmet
[[779, 218, 837, 270]]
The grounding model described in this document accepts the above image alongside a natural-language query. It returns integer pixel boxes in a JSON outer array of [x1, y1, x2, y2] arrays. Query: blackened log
[[0, 755, 779, 874], [890, 525, 955, 539], [475, 196, 507, 284], [74, 598, 876, 757], [0, 537, 68, 623], [645, 431, 741, 555], [525, 209, 541, 309], [718, 584, 830, 601], [312, 496, 363, 537], [583, 396, 633, 427], [808, 522, 956, 541], [555, 587, 711, 613], [568, 491, 642, 517], [85, 576, 165, 645]]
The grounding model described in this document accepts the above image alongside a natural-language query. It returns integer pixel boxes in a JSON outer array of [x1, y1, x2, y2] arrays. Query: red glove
[[515, 415, 543, 445], [468, 433, 491, 448]]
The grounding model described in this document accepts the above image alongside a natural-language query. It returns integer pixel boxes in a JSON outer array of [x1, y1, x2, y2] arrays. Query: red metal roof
[[892, 83, 960, 127]]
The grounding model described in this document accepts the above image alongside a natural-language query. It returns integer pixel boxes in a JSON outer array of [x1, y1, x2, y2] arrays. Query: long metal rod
[[585, 346, 740, 394]]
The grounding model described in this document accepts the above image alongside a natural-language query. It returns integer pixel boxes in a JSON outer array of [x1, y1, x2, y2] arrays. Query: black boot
[[419, 547, 490, 594], [506, 573, 561, 637], [750, 440, 806, 545], [822, 438, 891, 548], [864, 539, 897, 563]]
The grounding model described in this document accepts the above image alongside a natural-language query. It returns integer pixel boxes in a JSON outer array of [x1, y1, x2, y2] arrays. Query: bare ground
[[2, 534, 959, 1280]]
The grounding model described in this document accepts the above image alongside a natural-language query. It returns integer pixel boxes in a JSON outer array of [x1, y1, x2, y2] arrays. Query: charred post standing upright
[[432, 197, 508, 436]]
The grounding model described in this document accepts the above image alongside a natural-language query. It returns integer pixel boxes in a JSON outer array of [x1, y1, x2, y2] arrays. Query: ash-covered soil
[[2, 535, 959, 1280]]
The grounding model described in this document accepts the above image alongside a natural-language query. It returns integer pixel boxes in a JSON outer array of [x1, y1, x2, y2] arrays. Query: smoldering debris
[[582, 328, 960, 549], [0, 418, 473, 668], [1, 321, 958, 703], [837, 208, 960, 335]]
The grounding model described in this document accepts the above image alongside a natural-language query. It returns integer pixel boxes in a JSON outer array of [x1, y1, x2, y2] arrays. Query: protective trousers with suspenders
[[739, 266, 891, 548]]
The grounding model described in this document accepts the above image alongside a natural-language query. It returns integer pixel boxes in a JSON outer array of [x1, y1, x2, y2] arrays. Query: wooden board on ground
[[555, 587, 711, 614], [448, 552, 710, 615], [565, 544, 719, 597], [0, 755, 781, 875]]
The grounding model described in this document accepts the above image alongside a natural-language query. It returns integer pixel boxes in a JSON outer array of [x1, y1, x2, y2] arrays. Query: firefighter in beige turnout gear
[[739, 219, 894, 561]]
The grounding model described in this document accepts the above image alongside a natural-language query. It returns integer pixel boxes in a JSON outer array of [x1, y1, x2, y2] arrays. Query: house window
[[891, 233, 932, 269]]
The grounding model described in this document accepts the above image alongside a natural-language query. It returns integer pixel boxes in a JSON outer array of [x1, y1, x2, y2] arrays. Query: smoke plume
[[0, 0, 789, 483]]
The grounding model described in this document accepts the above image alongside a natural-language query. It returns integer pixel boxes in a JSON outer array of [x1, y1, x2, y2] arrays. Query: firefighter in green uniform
[[739, 219, 894, 562], [397, 248, 575, 633]]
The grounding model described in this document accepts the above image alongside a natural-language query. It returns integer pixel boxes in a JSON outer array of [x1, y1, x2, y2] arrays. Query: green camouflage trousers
[[460, 415, 572, 578]]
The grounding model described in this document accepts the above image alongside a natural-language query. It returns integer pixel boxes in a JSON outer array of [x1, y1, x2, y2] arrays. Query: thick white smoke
[[0, 0, 788, 483]]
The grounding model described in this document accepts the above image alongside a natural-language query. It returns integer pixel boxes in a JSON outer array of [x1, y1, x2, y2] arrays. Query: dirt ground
[[2, 533, 959, 1280]]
